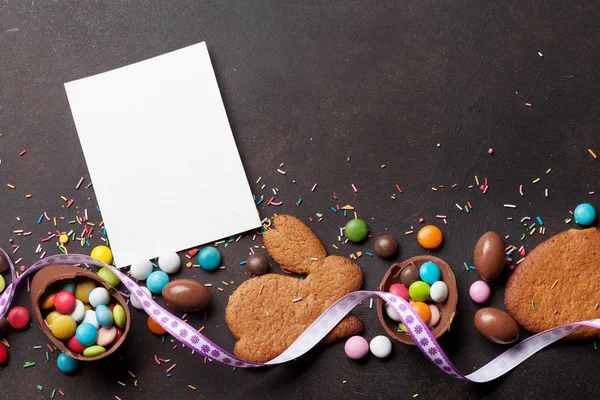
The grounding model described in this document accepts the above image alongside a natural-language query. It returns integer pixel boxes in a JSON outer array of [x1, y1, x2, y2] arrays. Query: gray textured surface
[[1, 1, 600, 399]]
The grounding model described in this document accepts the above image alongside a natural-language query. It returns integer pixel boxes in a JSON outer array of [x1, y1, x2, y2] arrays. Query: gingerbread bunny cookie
[[226, 215, 363, 363]]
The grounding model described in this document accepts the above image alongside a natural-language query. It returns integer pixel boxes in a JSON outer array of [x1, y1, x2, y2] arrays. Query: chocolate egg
[[474, 307, 519, 344], [474, 232, 505, 281], [374, 235, 398, 258], [246, 254, 270, 276], [0, 317, 8, 338], [162, 279, 210, 312], [0, 254, 9, 274]]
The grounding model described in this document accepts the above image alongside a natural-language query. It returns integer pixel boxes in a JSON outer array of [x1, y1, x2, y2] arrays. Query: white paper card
[[65, 42, 260, 268]]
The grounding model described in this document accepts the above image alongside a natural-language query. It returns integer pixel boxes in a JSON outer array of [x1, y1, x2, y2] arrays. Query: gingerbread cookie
[[226, 215, 363, 363], [505, 228, 600, 340]]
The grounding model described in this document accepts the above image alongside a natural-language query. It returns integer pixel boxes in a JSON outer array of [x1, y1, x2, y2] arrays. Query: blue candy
[[95, 305, 114, 328], [76, 322, 98, 346], [419, 261, 441, 285], [198, 247, 221, 271], [57, 352, 79, 373], [146, 271, 170, 293], [61, 280, 76, 294], [574, 203, 596, 226]]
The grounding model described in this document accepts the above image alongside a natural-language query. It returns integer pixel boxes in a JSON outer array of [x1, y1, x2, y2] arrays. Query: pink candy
[[389, 283, 409, 301], [344, 336, 369, 360], [469, 280, 491, 303]]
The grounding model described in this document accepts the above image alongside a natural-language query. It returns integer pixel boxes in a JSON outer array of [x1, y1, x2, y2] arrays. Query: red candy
[[389, 283, 410, 301], [7, 307, 30, 330], [0, 343, 7, 365], [67, 335, 87, 354], [111, 327, 123, 346], [54, 291, 76, 314]]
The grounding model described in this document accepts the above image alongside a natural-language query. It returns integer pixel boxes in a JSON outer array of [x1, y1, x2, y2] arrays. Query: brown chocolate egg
[[474, 232, 505, 281], [374, 235, 398, 258], [474, 307, 519, 344], [0, 317, 8, 338], [400, 264, 420, 288], [162, 279, 210, 312], [0, 254, 9, 274]]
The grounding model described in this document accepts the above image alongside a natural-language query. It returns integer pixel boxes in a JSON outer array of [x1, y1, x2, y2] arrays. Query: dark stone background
[[1, 1, 599, 399]]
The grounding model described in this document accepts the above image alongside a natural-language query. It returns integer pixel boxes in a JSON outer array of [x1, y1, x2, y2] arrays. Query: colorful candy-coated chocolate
[[430, 281, 449, 303], [51, 315, 77, 340], [130, 259, 154, 281], [74, 281, 96, 304], [428, 304, 441, 328], [69, 300, 86, 322], [88, 287, 110, 308], [0, 343, 7, 365], [344, 335, 369, 360], [130, 286, 152, 310], [369, 335, 392, 358], [398, 323, 407, 333], [417, 225, 443, 249], [96, 326, 117, 347], [389, 283, 409, 301], [344, 218, 369, 243], [40, 292, 56, 310], [158, 252, 181, 274], [411, 301, 432, 324], [147, 317, 167, 335], [408, 281, 430, 302], [76, 322, 98, 346], [54, 290, 76, 314], [95, 305, 114, 328], [7, 306, 30, 330], [67, 335, 87, 354], [83, 304, 92, 312], [574, 203, 596, 226], [83, 345, 106, 357], [469, 280, 491, 303], [419, 261, 441, 285], [113, 327, 124, 346], [90, 245, 113, 265], [400, 264, 420, 288], [98, 267, 120, 287], [57, 352, 79, 373], [198, 247, 221, 271], [46, 311, 63, 326], [146, 271, 170, 293], [0, 275, 5, 294], [385, 304, 402, 322], [112, 305, 126, 328], [60, 280, 76, 293], [82, 310, 100, 329]]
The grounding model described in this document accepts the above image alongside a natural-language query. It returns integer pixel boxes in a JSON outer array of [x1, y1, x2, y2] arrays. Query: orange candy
[[411, 301, 432, 324], [147, 317, 167, 335], [40, 293, 56, 310], [417, 225, 443, 249]]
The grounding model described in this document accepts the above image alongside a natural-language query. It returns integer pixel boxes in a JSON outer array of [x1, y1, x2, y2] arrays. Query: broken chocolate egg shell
[[30, 264, 130, 361], [377, 256, 458, 345]]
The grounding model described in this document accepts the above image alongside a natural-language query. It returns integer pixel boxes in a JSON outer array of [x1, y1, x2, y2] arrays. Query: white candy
[[428, 304, 441, 328], [88, 287, 110, 308], [385, 304, 402, 322], [130, 259, 154, 281], [130, 286, 152, 310], [158, 252, 181, 274], [430, 281, 449, 303], [369, 335, 392, 358], [82, 310, 100, 329], [69, 300, 85, 322]]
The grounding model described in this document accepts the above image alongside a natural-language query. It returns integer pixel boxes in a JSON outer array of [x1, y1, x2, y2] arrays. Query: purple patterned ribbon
[[0, 251, 597, 381]]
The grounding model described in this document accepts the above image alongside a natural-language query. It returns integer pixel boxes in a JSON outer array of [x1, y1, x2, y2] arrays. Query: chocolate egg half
[[474, 232, 505, 281]]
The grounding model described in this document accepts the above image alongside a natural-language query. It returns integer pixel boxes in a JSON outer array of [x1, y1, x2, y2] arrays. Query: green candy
[[83, 345, 106, 357], [408, 281, 430, 302], [113, 305, 126, 328], [398, 323, 407, 333], [0, 274, 5, 293], [98, 267, 120, 287], [344, 218, 368, 243]]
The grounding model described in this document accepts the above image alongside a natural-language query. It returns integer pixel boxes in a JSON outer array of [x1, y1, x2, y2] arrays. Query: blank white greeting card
[[65, 42, 260, 268]]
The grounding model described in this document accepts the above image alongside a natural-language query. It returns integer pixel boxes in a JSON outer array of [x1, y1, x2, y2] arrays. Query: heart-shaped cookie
[[505, 227, 600, 340], [225, 215, 363, 363]]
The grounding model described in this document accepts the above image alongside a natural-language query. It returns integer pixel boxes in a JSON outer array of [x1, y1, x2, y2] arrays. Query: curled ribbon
[[0, 250, 598, 381]]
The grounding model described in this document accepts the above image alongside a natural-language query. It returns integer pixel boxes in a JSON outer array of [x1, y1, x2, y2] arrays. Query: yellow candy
[[40, 293, 56, 310], [91, 246, 113, 265], [84, 304, 92, 311], [75, 281, 96, 304], [45, 311, 63, 326], [50, 315, 76, 340], [59, 234, 69, 244]]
